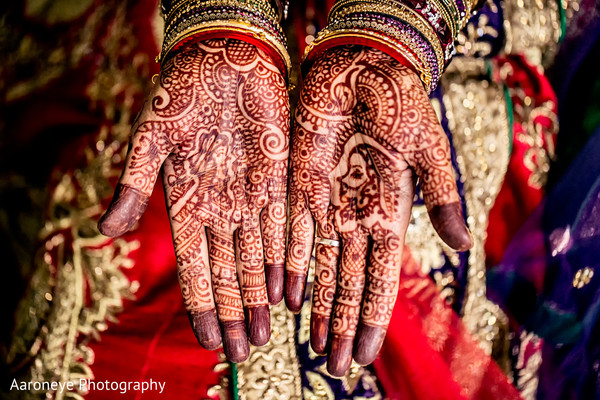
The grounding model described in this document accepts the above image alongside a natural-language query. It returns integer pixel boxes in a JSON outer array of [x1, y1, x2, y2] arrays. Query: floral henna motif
[[286, 46, 471, 376], [99, 39, 289, 362]]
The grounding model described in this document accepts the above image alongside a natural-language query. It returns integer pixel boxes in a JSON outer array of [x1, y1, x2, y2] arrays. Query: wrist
[[303, 0, 479, 93], [160, 0, 291, 79]]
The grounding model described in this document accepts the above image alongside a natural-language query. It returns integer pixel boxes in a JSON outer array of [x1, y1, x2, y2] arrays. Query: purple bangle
[[331, 12, 441, 85]]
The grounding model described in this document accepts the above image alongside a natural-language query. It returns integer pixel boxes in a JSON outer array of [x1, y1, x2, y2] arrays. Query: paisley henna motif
[[99, 39, 289, 361], [286, 45, 471, 376]]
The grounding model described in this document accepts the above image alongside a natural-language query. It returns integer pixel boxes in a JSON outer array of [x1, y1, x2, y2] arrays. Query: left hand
[[285, 45, 472, 376]]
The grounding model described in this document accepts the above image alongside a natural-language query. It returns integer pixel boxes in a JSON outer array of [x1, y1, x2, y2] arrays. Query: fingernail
[[353, 323, 385, 365], [98, 184, 150, 237], [285, 273, 307, 313], [265, 263, 284, 305], [222, 320, 250, 363], [327, 336, 353, 377], [247, 305, 271, 346], [310, 315, 330, 355], [188, 309, 221, 350], [429, 202, 473, 251]]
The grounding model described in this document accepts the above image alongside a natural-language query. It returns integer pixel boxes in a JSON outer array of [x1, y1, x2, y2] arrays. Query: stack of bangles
[[159, 0, 479, 93], [304, 0, 479, 93], [159, 0, 291, 80]]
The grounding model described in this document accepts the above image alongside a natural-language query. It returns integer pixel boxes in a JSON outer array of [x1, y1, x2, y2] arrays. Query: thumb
[[415, 137, 473, 252], [98, 111, 172, 237], [98, 183, 151, 237]]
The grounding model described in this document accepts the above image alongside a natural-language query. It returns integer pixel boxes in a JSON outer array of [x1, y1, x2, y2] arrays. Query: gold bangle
[[429, 0, 458, 39], [329, 2, 444, 76], [164, 0, 280, 34], [304, 28, 433, 92], [160, 19, 291, 76], [326, 16, 437, 76], [166, 0, 277, 23]]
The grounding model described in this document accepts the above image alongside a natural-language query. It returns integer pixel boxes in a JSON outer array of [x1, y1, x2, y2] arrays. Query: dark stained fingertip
[[428, 202, 473, 252], [327, 336, 354, 377], [353, 323, 385, 365], [188, 309, 222, 350], [265, 263, 284, 305], [310, 315, 330, 355], [98, 184, 150, 237], [285, 273, 307, 313], [222, 320, 250, 363], [247, 305, 271, 346]]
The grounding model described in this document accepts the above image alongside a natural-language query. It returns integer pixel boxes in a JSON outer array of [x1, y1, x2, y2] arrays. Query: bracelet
[[305, 0, 470, 93], [331, 14, 439, 80], [329, 2, 445, 74], [304, 27, 435, 92], [160, 0, 291, 78]]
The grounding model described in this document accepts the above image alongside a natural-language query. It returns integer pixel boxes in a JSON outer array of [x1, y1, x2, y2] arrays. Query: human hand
[[285, 46, 472, 376], [98, 39, 289, 362]]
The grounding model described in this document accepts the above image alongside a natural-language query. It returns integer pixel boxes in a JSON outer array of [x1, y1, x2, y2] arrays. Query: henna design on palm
[[99, 39, 289, 362], [286, 46, 472, 376]]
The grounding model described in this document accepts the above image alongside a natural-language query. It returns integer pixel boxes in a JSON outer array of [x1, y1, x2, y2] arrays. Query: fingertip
[[188, 309, 222, 351], [285, 273, 307, 313], [247, 305, 271, 346], [327, 336, 353, 377], [353, 323, 385, 366], [428, 202, 473, 251], [310, 315, 330, 355], [98, 184, 150, 237], [265, 263, 284, 305], [222, 320, 250, 363]]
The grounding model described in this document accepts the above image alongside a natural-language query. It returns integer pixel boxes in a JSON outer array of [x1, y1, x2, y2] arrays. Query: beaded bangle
[[305, 0, 471, 93], [160, 0, 291, 78], [332, 13, 440, 82], [329, 2, 445, 75]]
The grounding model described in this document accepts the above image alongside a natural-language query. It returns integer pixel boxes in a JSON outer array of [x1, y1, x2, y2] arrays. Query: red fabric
[[4, 1, 224, 397], [485, 55, 558, 267], [87, 188, 222, 400], [375, 248, 522, 400], [172, 29, 288, 77]]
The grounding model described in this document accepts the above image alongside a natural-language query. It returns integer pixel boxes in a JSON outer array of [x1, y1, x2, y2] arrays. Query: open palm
[[99, 39, 289, 362], [286, 46, 471, 376]]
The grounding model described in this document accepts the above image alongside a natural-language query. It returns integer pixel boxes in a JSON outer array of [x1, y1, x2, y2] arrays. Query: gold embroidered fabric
[[441, 57, 512, 371], [515, 331, 543, 400], [502, 0, 578, 69], [236, 302, 303, 400], [5, 2, 154, 398]]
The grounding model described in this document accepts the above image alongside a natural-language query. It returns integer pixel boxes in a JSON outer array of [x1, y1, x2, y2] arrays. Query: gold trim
[[236, 301, 303, 400], [304, 28, 434, 93], [442, 57, 511, 373], [159, 19, 291, 77], [329, 2, 445, 75]]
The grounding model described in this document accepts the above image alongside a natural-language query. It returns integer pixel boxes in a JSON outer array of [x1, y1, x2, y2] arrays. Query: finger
[[310, 210, 339, 355], [310, 238, 339, 355], [236, 225, 270, 346], [327, 231, 368, 377], [176, 227, 222, 351], [99, 114, 172, 237], [284, 187, 314, 313], [98, 183, 151, 237], [162, 155, 222, 350], [262, 177, 287, 305], [208, 229, 249, 362], [353, 230, 404, 365], [414, 136, 472, 251]]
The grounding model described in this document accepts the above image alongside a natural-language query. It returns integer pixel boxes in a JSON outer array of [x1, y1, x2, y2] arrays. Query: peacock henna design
[[286, 45, 472, 376], [99, 39, 289, 362]]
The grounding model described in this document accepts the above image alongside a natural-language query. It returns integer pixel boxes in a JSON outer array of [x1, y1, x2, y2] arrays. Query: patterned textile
[[1, 0, 596, 398]]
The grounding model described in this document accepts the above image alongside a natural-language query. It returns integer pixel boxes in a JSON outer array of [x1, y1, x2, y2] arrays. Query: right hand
[[98, 39, 290, 362]]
